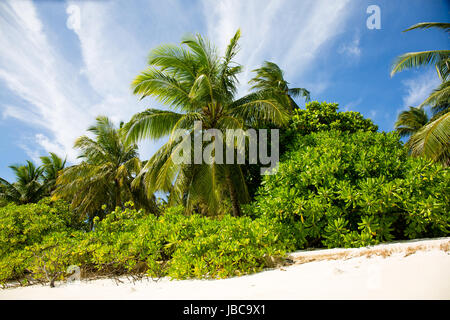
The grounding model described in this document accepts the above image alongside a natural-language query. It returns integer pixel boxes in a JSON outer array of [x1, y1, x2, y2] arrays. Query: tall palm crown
[[391, 22, 450, 166], [395, 106, 429, 138], [125, 30, 291, 216], [0, 161, 47, 204], [53, 116, 155, 221], [250, 61, 310, 110], [40, 152, 66, 191]]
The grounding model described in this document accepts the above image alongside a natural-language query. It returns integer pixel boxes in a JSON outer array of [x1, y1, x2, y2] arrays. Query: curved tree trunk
[[225, 167, 241, 217]]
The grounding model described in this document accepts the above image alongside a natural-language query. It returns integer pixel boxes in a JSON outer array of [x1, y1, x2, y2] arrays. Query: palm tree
[[250, 61, 310, 110], [408, 112, 450, 166], [391, 22, 450, 166], [394, 106, 429, 139], [40, 152, 66, 192], [393, 107, 449, 165], [0, 161, 47, 204], [125, 30, 291, 216], [52, 116, 157, 222]]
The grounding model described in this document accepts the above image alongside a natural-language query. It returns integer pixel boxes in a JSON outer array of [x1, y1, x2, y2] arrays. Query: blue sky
[[0, 0, 449, 181]]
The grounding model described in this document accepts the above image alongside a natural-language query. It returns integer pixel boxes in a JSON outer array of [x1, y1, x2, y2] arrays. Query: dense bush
[[245, 101, 378, 197], [249, 130, 449, 249], [0, 203, 295, 285], [0, 198, 82, 256], [289, 101, 378, 135], [0, 198, 85, 284]]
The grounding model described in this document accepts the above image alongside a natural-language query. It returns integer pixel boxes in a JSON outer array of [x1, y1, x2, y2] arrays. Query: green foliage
[[0, 198, 81, 256], [288, 101, 378, 136], [53, 116, 158, 221], [250, 130, 449, 249], [0, 161, 48, 205], [391, 22, 449, 166], [0, 198, 84, 283], [244, 101, 378, 199], [0, 202, 294, 285], [126, 30, 296, 217], [250, 61, 310, 110], [85, 205, 294, 279]]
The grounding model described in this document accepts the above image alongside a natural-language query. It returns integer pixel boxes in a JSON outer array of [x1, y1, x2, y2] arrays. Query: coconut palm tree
[[250, 61, 310, 110], [0, 161, 47, 204], [124, 30, 290, 216], [391, 22, 450, 166], [40, 152, 66, 192], [52, 116, 157, 222], [394, 106, 429, 139]]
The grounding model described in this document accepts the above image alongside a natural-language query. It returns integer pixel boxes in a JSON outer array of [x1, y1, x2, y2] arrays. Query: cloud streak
[[401, 70, 440, 108], [0, 0, 93, 162], [338, 34, 361, 59], [202, 0, 354, 95], [0, 0, 356, 165], [0, 0, 183, 163]]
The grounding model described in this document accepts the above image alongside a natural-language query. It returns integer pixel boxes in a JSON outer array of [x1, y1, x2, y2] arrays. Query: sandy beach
[[1, 237, 449, 300]]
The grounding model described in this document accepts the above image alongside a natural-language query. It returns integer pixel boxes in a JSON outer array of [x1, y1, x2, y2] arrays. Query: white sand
[[1, 237, 449, 300]]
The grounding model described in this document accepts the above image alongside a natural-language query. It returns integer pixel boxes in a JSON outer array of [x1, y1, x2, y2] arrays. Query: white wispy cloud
[[342, 97, 363, 112], [401, 70, 440, 108], [338, 34, 361, 59], [0, 0, 357, 165], [0, 0, 93, 162], [202, 0, 354, 96], [385, 70, 441, 129], [65, 0, 198, 159], [0, 0, 190, 163]]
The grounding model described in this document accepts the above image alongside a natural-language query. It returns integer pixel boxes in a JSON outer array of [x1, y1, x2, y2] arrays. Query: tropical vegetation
[[51, 116, 158, 226], [392, 22, 449, 166], [124, 30, 305, 217], [0, 26, 449, 287], [0, 156, 65, 205]]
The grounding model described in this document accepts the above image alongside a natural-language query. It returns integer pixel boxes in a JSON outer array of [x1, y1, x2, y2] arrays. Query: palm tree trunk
[[225, 167, 241, 217], [114, 179, 122, 208]]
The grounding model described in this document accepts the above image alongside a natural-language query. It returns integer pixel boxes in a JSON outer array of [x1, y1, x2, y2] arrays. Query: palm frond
[[394, 106, 429, 138], [420, 80, 450, 107], [230, 91, 290, 126], [131, 68, 191, 107], [123, 109, 185, 143], [408, 111, 450, 165], [403, 22, 450, 33], [288, 87, 310, 102], [390, 50, 450, 77]]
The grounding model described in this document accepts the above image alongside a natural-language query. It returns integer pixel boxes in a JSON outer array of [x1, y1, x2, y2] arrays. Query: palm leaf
[[390, 50, 450, 77], [394, 106, 429, 138], [408, 112, 450, 165], [123, 109, 185, 143], [420, 80, 450, 107], [403, 22, 450, 33]]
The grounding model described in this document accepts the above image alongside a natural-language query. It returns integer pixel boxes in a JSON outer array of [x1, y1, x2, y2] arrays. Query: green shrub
[[166, 214, 295, 279], [250, 130, 449, 249], [289, 101, 378, 136], [0, 198, 86, 283], [0, 198, 82, 257], [86, 205, 294, 279], [0, 203, 295, 285], [245, 101, 379, 197]]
